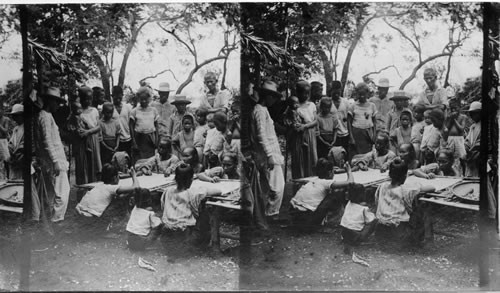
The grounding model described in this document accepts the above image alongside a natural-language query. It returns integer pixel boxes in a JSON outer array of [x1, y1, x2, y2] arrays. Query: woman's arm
[[116, 168, 140, 195]]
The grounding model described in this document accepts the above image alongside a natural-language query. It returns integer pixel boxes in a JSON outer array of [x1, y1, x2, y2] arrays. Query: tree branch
[[362, 65, 401, 80], [176, 55, 227, 94], [139, 68, 179, 84], [399, 52, 450, 90], [158, 23, 196, 58], [383, 19, 421, 58]]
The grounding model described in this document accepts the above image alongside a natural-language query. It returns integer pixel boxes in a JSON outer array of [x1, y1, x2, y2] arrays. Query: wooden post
[[19, 4, 32, 291]]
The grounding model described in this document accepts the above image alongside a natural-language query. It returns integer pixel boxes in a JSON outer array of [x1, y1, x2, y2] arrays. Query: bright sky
[[0, 4, 482, 102]]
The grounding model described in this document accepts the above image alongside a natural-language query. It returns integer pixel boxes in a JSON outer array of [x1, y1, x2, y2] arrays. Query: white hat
[[377, 78, 392, 88], [467, 101, 481, 112], [158, 82, 174, 92], [8, 104, 24, 115]]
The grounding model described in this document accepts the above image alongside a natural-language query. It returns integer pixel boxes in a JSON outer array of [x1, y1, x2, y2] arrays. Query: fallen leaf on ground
[[138, 257, 156, 272], [352, 252, 370, 267]]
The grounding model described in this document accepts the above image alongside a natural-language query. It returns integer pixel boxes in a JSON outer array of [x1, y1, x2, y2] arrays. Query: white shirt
[[112, 102, 133, 142], [290, 178, 331, 212], [340, 201, 376, 231], [126, 206, 162, 236], [76, 183, 119, 217]]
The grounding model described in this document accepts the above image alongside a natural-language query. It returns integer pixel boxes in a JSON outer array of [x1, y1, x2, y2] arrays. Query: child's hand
[[380, 165, 388, 173], [211, 176, 221, 183], [425, 173, 436, 179], [130, 167, 136, 177]]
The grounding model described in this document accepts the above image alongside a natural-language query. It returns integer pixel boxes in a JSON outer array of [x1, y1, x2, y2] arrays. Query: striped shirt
[[250, 104, 284, 165], [37, 110, 68, 171]]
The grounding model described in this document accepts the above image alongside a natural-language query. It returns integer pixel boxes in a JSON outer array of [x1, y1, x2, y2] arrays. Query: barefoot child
[[316, 97, 338, 159], [172, 114, 196, 158], [76, 165, 139, 217], [445, 98, 467, 175], [420, 109, 447, 165], [126, 188, 162, 251], [410, 104, 426, 161], [340, 184, 377, 252], [99, 102, 121, 166], [391, 109, 412, 155]]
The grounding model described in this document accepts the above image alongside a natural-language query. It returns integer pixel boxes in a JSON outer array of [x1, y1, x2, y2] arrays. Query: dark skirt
[[135, 132, 157, 161], [351, 127, 374, 155]]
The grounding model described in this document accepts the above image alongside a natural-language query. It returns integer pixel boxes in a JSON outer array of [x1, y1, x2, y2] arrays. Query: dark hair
[[101, 163, 118, 184], [316, 158, 333, 179], [429, 108, 444, 122], [195, 107, 209, 117], [222, 152, 238, 165], [175, 163, 194, 189], [389, 158, 408, 184], [399, 143, 416, 161], [207, 152, 221, 168], [413, 103, 426, 114], [112, 86, 123, 95], [213, 112, 228, 125], [348, 183, 366, 204], [134, 188, 152, 209], [102, 102, 114, 112], [183, 147, 199, 165], [182, 114, 194, 125], [92, 86, 104, 92], [331, 80, 342, 90], [437, 148, 454, 161], [376, 131, 390, 144], [319, 97, 333, 108]]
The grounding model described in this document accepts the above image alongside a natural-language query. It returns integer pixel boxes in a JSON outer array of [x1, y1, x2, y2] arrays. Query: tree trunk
[[319, 49, 334, 96], [399, 53, 449, 90], [117, 33, 137, 90], [89, 47, 111, 100], [443, 53, 452, 88]]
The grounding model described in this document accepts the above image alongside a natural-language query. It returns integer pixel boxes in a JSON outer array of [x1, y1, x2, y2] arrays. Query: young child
[[228, 101, 241, 140], [111, 151, 131, 177], [206, 113, 215, 129], [203, 112, 228, 160], [414, 148, 460, 178], [199, 152, 240, 182], [160, 164, 205, 231], [126, 188, 162, 251], [172, 114, 195, 158], [410, 104, 426, 161], [348, 83, 377, 155], [374, 158, 435, 246], [76, 164, 139, 217], [290, 159, 355, 231], [166, 95, 191, 140], [316, 97, 338, 159], [135, 137, 180, 175], [351, 131, 396, 172], [464, 101, 481, 177], [398, 143, 420, 171], [327, 146, 347, 173], [129, 87, 159, 161], [391, 109, 412, 154], [420, 109, 447, 165], [340, 183, 377, 253], [445, 98, 467, 175], [194, 107, 210, 161], [386, 92, 411, 138], [99, 102, 121, 166]]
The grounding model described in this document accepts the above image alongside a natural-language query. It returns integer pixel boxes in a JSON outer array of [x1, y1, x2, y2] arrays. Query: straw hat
[[171, 95, 191, 105], [158, 82, 174, 92], [7, 104, 23, 115], [467, 101, 481, 112], [377, 78, 392, 88], [255, 80, 282, 99], [43, 87, 66, 103], [389, 90, 410, 100]]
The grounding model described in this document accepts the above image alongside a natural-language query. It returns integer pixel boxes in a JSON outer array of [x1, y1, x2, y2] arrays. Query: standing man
[[200, 72, 232, 114], [250, 80, 285, 220], [417, 68, 448, 111], [112, 86, 133, 158], [151, 82, 175, 140], [369, 77, 394, 132], [36, 87, 70, 223]]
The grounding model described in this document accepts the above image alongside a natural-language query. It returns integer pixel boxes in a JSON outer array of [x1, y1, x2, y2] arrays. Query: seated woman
[[164, 146, 204, 177], [398, 143, 420, 172], [76, 164, 139, 218], [413, 148, 459, 179], [374, 158, 435, 247], [351, 131, 396, 172], [135, 138, 180, 176], [289, 159, 357, 232], [199, 152, 240, 182]]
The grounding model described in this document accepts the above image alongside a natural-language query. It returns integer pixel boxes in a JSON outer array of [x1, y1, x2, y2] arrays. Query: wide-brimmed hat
[[389, 90, 410, 100], [7, 104, 23, 115], [255, 80, 282, 99], [171, 95, 191, 105], [377, 78, 392, 88], [158, 82, 174, 92], [43, 87, 66, 103], [467, 101, 481, 112]]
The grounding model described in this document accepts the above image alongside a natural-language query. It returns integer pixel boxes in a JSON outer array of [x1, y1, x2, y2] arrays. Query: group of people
[[4, 71, 244, 251], [243, 67, 495, 248]]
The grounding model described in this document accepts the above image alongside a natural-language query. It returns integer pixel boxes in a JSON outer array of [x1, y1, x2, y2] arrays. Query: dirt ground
[[0, 175, 492, 291]]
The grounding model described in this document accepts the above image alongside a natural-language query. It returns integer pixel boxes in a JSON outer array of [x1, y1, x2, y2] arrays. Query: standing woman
[[130, 87, 159, 162], [79, 86, 102, 183], [348, 83, 377, 156], [291, 80, 318, 179]]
